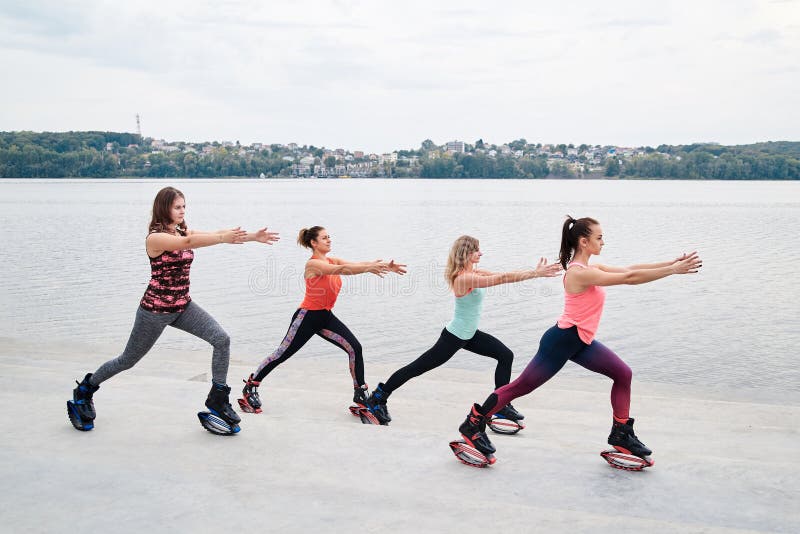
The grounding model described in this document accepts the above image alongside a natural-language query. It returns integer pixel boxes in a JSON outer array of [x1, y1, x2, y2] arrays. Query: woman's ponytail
[[559, 215, 599, 269]]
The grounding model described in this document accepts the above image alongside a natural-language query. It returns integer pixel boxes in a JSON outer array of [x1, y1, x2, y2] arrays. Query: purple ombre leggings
[[481, 324, 632, 420]]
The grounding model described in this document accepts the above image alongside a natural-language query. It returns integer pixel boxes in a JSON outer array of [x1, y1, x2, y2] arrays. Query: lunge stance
[[239, 226, 406, 419], [67, 186, 279, 435], [453, 216, 702, 467], [364, 235, 560, 428]]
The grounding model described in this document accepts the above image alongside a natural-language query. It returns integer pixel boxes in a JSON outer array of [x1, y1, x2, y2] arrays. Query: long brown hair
[[559, 215, 599, 268], [148, 186, 187, 235], [445, 235, 480, 288]]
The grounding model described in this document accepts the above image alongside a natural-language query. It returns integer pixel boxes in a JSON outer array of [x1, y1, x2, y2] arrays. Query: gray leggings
[[90, 301, 230, 386]]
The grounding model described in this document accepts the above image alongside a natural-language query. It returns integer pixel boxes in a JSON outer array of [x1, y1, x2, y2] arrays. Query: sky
[[1, 0, 798, 153]]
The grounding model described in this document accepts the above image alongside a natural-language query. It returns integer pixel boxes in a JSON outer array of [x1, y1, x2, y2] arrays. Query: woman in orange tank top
[[239, 225, 406, 416], [456, 215, 702, 466]]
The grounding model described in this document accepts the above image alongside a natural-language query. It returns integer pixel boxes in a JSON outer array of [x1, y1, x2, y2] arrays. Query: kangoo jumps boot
[[353, 384, 369, 406], [494, 403, 524, 421], [72, 373, 100, 421], [239, 374, 262, 413], [206, 383, 242, 425], [68, 373, 100, 431], [608, 417, 652, 458], [365, 383, 392, 424], [459, 403, 496, 457]]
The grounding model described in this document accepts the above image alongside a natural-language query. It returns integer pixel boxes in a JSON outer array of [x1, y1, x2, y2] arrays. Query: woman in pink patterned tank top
[[66, 186, 280, 435]]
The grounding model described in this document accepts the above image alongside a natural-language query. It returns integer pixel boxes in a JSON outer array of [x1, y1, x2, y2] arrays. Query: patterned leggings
[[480, 324, 632, 420], [253, 308, 364, 387]]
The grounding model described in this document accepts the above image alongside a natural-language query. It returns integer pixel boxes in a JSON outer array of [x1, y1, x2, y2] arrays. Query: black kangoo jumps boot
[[459, 403, 496, 456], [495, 403, 524, 421], [205, 383, 242, 425], [72, 373, 100, 421], [365, 383, 392, 424], [353, 384, 369, 406], [608, 417, 652, 458]]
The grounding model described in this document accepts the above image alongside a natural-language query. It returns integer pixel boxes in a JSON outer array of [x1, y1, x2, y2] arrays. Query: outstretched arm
[[305, 257, 390, 277], [321, 257, 406, 276], [244, 227, 280, 245], [574, 252, 702, 289], [453, 258, 561, 293], [147, 227, 247, 256], [597, 251, 698, 273]]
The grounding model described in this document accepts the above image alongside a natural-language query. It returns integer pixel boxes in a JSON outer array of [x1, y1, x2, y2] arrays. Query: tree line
[[1, 131, 798, 179], [604, 142, 800, 180], [0, 131, 293, 178]]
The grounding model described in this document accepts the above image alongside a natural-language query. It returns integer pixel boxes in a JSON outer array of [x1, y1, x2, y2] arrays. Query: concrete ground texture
[[2, 337, 797, 533]]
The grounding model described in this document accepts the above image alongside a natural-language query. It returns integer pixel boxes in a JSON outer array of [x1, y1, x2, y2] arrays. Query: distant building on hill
[[446, 140, 465, 153]]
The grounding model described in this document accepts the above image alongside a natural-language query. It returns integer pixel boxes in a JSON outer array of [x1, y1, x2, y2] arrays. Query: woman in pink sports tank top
[[66, 186, 279, 435], [239, 225, 407, 417], [456, 215, 702, 465]]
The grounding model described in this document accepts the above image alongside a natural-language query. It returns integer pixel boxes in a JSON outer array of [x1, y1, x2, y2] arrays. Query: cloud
[[0, 1, 88, 36], [742, 29, 783, 44], [602, 17, 670, 29], [0, 0, 797, 151]]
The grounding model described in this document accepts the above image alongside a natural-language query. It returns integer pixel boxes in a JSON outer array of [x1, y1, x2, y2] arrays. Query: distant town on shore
[[1, 131, 798, 180]]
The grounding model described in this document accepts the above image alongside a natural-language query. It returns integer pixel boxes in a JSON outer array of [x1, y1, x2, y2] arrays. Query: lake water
[[1, 178, 798, 396]]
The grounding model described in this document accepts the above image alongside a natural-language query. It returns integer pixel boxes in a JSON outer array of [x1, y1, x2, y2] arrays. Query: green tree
[[605, 158, 620, 177]]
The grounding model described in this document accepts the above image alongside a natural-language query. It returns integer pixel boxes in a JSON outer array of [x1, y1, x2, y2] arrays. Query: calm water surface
[[1, 179, 798, 394]]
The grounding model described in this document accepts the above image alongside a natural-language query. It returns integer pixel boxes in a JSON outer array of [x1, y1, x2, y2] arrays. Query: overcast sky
[[1, 0, 798, 152]]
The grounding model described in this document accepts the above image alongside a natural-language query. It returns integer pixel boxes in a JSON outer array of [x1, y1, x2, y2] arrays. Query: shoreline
[[2, 176, 799, 181]]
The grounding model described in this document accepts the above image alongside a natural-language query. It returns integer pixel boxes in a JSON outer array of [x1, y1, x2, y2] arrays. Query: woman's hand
[[253, 227, 280, 245], [366, 260, 391, 277], [671, 251, 702, 274], [221, 227, 247, 244], [673, 251, 695, 264], [534, 257, 562, 278], [387, 260, 407, 275]]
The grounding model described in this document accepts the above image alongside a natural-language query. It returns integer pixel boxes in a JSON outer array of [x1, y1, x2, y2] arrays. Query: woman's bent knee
[[211, 331, 231, 350]]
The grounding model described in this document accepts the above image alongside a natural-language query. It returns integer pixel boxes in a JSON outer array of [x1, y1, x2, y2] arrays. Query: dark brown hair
[[559, 215, 599, 269], [148, 186, 187, 235], [297, 226, 325, 249]]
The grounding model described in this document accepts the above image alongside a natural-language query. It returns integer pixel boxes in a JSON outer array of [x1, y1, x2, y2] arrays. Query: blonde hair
[[445, 235, 480, 288]]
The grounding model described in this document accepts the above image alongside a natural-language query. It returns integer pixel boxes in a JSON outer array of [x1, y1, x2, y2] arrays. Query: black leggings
[[253, 308, 364, 387], [382, 328, 513, 395]]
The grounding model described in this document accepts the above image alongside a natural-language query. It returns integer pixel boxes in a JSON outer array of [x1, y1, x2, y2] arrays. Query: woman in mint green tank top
[[363, 235, 561, 427]]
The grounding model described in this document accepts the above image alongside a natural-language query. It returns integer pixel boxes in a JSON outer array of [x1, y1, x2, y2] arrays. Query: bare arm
[[147, 228, 247, 256], [305, 257, 390, 277], [244, 227, 280, 245], [570, 252, 702, 291], [315, 257, 406, 276], [453, 258, 561, 294], [186, 228, 238, 236], [596, 251, 698, 273]]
